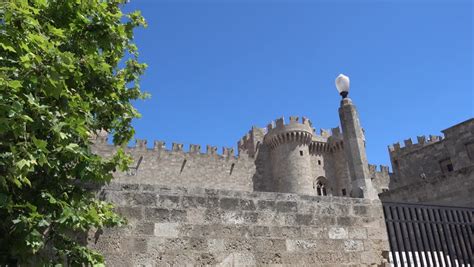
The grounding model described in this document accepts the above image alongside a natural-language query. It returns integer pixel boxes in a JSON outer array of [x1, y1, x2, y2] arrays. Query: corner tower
[[264, 116, 314, 194], [336, 74, 378, 199]]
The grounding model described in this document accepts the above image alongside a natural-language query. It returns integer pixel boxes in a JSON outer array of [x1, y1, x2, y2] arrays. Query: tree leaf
[[8, 80, 21, 89], [0, 0, 147, 264], [0, 43, 16, 53]]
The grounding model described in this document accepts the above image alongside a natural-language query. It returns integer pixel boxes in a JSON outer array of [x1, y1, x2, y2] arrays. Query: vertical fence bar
[[449, 209, 467, 266], [430, 208, 449, 266], [397, 206, 411, 266], [440, 209, 457, 266], [412, 207, 429, 266], [384, 205, 400, 267], [392, 205, 407, 267], [402, 206, 418, 266], [457, 210, 473, 264], [404, 206, 419, 266], [446, 209, 466, 266], [382, 202, 474, 267], [448, 209, 464, 266], [431, 208, 446, 267], [424, 208, 439, 266], [464, 211, 474, 254]]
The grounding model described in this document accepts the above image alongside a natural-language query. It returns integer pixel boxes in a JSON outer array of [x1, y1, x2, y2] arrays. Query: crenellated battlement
[[309, 141, 331, 153], [388, 134, 444, 155], [93, 137, 240, 159], [90, 112, 393, 198], [171, 142, 184, 152], [310, 127, 341, 142], [368, 164, 390, 175], [265, 116, 313, 133], [237, 126, 265, 157], [264, 116, 313, 149], [91, 137, 254, 192], [330, 127, 343, 139], [235, 117, 344, 154], [387, 118, 473, 192], [309, 140, 344, 154]]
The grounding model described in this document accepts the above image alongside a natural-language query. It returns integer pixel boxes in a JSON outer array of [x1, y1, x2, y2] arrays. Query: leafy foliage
[[0, 0, 147, 264]]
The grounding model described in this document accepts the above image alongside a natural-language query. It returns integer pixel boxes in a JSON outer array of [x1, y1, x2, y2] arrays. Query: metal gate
[[382, 202, 473, 266]]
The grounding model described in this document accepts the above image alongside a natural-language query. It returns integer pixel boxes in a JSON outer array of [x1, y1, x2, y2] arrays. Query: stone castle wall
[[380, 165, 474, 207], [240, 117, 389, 196], [369, 165, 390, 193], [90, 182, 390, 266], [91, 116, 391, 197], [92, 140, 255, 192], [388, 118, 474, 190], [88, 114, 393, 266]]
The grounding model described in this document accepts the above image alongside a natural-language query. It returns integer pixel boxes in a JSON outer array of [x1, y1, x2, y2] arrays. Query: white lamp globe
[[335, 74, 350, 97]]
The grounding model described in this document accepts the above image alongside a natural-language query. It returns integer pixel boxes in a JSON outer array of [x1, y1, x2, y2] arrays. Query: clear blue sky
[[123, 0, 473, 168]]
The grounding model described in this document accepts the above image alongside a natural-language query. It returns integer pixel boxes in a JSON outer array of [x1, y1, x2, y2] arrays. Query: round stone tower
[[264, 116, 314, 194]]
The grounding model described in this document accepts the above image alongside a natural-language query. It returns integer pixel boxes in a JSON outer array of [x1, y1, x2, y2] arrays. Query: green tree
[[0, 0, 147, 264]]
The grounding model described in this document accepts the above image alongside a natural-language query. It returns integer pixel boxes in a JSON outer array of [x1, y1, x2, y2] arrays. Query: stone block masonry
[[91, 115, 391, 198], [92, 140, 256, 192], [380, 165, 474, 207], [89, 182, 390, 266], [388, 118, 474, 190]]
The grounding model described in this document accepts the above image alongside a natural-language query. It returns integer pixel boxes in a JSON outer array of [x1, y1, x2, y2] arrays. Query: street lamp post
[[336, 74, 377, 199], [335, 74, 350, 99]]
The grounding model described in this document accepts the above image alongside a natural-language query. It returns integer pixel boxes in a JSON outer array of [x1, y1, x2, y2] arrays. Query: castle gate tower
[[336, 74, 377, 199], [264, 116, 314, 194]]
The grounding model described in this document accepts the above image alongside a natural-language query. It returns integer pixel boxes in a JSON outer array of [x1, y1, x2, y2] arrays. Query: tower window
[[314, 177, 327, 196], [318, 160, 321, 165], [342, 189, 346, 196], [447, 163, 453, 172], [439, 158, 454, 173], [466, 142, 474, 161], [317, 182, 327, 196], [230, 163, 235, 175], [300, 151, 303, 156]]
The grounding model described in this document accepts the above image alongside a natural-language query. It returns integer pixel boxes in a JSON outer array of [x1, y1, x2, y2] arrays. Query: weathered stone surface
[[90, 183, 390, 266], [348, 227, 367, 239], [169, 209, 186, 222], [276, 201, 298, 212], [157, 195, 180, 209], [344, 239, 364, 252], [295, 213, 313, 225], [385, 118, 474, 207], [219, 198, 239, 210], [240, 199, 256, 210], [381, 165, 474, 207], [257, 200, 275, 211], [328, 227, 348, 239], [144, 208, 169, 221], [154, 223, 179, 237]]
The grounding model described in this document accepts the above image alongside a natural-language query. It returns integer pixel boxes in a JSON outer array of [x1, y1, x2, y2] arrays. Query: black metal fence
[[382, 202, 473, 267]]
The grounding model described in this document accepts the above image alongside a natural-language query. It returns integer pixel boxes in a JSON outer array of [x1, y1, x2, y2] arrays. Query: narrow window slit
[[230, 163, 235, 175], [180, 159, 187, 174]]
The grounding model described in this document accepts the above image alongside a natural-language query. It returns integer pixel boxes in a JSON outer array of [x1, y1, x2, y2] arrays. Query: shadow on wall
[[252, 142, 272, 192]]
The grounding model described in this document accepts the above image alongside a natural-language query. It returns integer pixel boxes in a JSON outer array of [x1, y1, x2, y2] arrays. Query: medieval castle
[[89, 75, 473, 266]]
